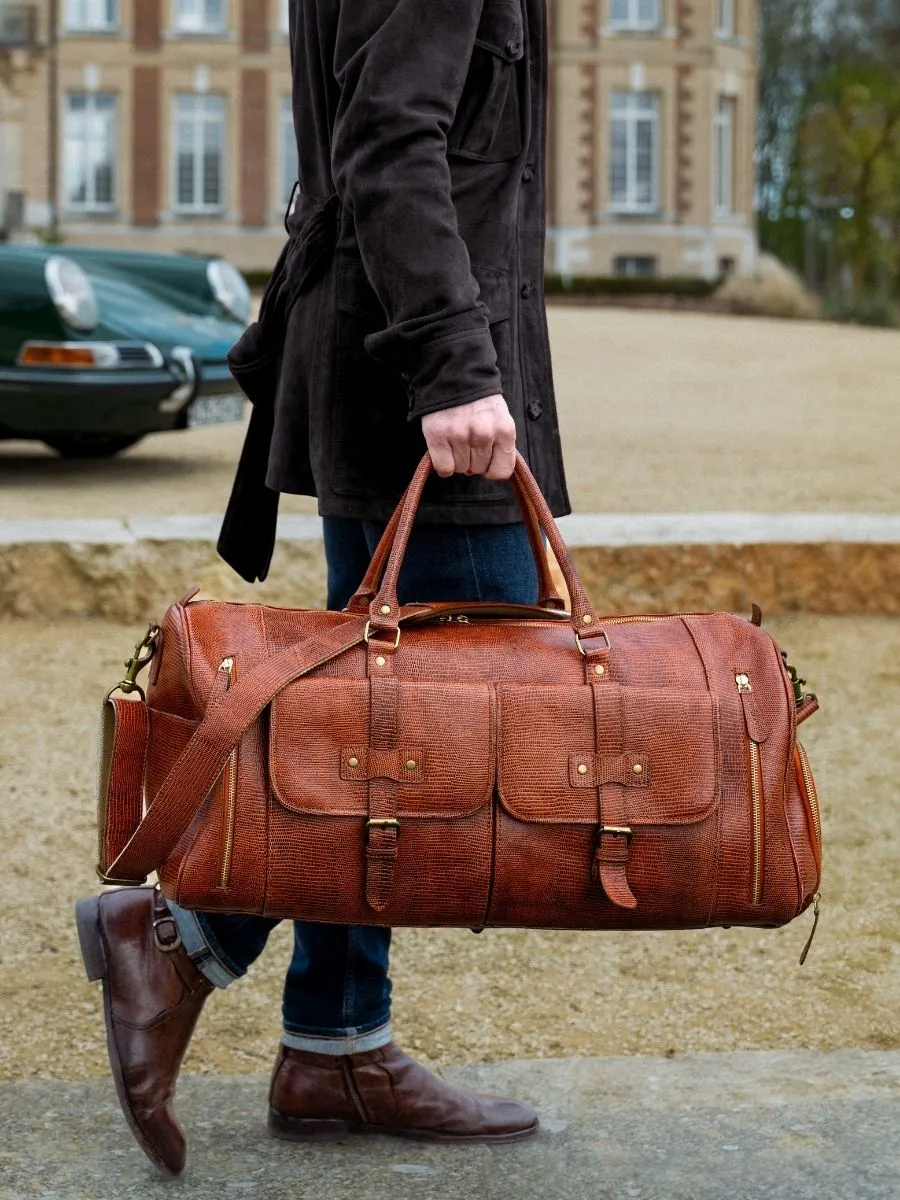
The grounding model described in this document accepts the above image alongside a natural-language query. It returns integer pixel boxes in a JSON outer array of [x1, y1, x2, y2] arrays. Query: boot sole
[[75, 895, 182, 1180], [268, 1108, 539, 1145]]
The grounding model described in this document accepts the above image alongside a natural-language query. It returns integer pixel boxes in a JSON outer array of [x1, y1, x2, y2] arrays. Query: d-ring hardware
[[575, 629, 611, 657], [363, 620, 401, 650]]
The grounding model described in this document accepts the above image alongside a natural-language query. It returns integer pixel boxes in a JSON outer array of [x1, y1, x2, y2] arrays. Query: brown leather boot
[[268, 1042, 539, 1144], [75, 886, 213, 1177]]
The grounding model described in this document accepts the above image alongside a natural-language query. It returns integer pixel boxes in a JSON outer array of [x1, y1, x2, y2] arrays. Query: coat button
[[520, 281, 534, 299], [527, 400, 543, 420], [522, 164, 535, 183], [506, 36, 522, 55]]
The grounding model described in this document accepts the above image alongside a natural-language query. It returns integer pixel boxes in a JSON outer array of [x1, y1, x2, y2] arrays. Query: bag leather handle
[[346, 469, 565, 615], [359, 453, 608, 646], [101, 617, 367, 884]]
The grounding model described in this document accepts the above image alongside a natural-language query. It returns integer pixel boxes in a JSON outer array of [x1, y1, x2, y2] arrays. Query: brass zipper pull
[[799, 891, 821, 966], [219, 656, 235, 687]]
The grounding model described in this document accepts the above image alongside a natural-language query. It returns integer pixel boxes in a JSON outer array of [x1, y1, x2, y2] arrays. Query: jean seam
[[463, 527, 484, 600]]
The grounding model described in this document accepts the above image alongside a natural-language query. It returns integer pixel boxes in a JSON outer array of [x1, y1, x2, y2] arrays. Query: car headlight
[[44, 256, 100, 332], [207, 258, 252, 325]]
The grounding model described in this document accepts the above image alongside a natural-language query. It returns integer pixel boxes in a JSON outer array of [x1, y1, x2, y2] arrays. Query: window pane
[[64, 92, 116, 208], [610, 119, 628, 202], [611, 0, 629, 22], [635, 118, 654, 204], [637, 0, 658, 25]]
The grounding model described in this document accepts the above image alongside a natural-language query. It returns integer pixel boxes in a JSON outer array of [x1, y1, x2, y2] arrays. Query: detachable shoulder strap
[[102, 618, 366, 885]]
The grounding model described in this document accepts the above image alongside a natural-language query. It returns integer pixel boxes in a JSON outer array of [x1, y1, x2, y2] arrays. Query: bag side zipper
[[218, 656, 238, 889], [736, 672, 764, 906]]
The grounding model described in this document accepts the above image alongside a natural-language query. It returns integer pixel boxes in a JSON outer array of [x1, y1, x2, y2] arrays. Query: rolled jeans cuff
[[167, 900, 240, 990], [282, 1021, 393, 1056]]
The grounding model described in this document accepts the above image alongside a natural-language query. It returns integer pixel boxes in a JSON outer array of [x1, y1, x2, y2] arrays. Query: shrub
[[823, 292, 900, 329], [716, 254, 820, 320]]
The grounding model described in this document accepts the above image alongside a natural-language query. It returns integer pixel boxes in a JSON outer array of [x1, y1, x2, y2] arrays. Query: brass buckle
[[363, 620, 401, 650], [601, 825, 633, 844], [575, 629, 611, 657], [366, 818, 401, 834], [107, 624, 160, 701]]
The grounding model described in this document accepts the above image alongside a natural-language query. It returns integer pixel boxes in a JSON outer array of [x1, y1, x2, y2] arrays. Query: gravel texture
[[1, 308, 898, 520], [0, 614, 897, 1084]]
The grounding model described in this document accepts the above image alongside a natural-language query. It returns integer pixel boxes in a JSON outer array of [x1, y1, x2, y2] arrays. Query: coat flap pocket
[[497, 685, 718, 826], [475, 0, 525, 60], [472, 264, 511, 322], [269, 680, 494, 818]]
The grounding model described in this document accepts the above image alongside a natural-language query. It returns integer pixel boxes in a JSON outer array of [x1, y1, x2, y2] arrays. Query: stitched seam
[[463, 528, 484, 601]]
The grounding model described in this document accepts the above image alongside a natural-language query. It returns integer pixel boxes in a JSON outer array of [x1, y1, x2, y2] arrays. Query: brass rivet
[[582, 614, 592, 625], [577, 763, 588, 775], [380, 604, 391, 615], [406, 759, 417, 771], [594, 664, 606, 676], [375, 655, 386, 667], [348, 757, 359, 769], [633, 763, 643, 775]]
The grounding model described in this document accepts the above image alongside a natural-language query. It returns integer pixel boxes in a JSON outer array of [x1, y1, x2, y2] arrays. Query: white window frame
[[173, 0, 227, 35], [610, 0, 661, 31], [279, 0, 290, 36], [65, 0, 117, 31], [172, 94, 227, 214], [279, 95, 298, 210], [63, 91, 118, 212], [609, 91, 660, 215], [715, 0, 735, 38], [714, 95, 735, 215]]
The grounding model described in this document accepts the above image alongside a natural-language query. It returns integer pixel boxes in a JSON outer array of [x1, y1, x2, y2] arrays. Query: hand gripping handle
[[346, 468, 565, 615], [349, 453, 608, 648]]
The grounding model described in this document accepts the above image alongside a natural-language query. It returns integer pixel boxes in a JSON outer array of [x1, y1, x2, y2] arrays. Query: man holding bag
[[79, 0, 568, 1176]]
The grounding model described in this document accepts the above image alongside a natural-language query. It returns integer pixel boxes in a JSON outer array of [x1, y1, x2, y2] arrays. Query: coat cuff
[[398, 327, 503, 419]]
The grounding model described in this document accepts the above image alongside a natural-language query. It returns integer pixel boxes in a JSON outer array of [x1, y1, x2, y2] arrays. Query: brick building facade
[[0, 0, 757, 277]]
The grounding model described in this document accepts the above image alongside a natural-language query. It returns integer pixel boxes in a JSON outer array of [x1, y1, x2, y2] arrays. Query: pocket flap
[[472, 264, 511, 323], [475, 0, 525, 60], [270, 680, 494, 818], [497, 685, 718, 825]]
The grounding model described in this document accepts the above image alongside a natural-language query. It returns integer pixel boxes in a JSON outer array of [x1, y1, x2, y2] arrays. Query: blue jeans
[[170, 517, 538, 1053]]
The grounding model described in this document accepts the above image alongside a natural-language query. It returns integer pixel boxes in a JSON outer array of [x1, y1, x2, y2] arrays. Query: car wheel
[[42, 434, 144, 459]]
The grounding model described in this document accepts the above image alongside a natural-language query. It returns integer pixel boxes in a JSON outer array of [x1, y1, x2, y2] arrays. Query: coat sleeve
[[331, 0, 503, 419]]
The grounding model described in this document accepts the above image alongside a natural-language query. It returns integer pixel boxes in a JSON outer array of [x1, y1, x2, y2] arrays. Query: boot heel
[[268, 1110, 353, 1142], [75, 897, 107, 983]]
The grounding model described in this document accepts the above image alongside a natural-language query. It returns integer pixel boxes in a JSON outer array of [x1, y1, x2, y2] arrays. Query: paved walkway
[[1, 1051, 897, 1199]]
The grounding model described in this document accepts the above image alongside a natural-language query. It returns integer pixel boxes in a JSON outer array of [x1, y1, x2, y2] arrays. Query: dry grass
[[0, 614, 897, 1084]]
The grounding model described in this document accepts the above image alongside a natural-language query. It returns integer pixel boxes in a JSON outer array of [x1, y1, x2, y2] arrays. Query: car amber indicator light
[[19, 342, 99, 368]]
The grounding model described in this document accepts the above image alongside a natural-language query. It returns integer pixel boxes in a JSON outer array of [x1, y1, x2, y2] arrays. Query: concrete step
[[1, 513, 899, 619], [0, 1051, 897, 1199]]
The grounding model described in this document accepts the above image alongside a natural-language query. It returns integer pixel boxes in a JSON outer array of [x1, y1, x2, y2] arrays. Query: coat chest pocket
[[447, 0, 526, 163]]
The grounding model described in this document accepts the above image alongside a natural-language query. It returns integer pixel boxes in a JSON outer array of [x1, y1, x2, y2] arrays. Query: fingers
[[421, 395, 517, 480], [426, 433, 455, 478]]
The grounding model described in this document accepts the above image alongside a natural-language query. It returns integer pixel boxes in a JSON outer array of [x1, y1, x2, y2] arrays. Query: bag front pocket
[[265, 680, 495, 925], [491, 683, 720, 928]]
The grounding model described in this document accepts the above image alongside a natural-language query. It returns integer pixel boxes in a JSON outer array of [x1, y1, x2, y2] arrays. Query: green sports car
[[0, 244, 251, 457]]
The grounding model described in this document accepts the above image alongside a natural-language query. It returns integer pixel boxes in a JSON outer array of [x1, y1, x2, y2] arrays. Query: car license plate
[[187, 394, 245, 427]]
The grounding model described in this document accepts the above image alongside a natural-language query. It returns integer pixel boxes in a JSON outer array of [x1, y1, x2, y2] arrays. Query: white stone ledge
[[1, 512, 899, 548]]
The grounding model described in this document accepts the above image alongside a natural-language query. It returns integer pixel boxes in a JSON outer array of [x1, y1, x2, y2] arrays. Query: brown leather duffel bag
[[96, 454, 822, 951]]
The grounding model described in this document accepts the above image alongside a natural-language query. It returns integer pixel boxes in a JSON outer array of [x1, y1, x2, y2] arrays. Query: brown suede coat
[[219, 0, 569, 583]]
